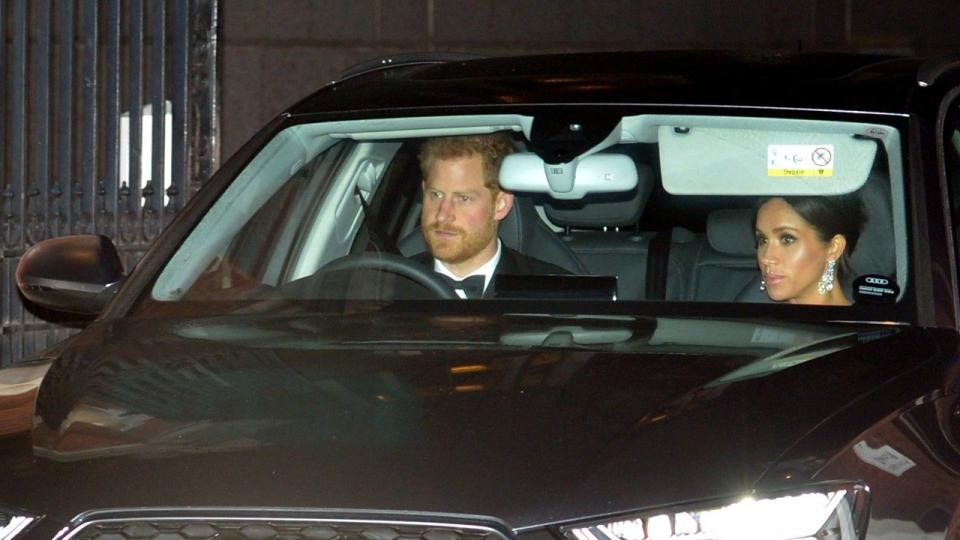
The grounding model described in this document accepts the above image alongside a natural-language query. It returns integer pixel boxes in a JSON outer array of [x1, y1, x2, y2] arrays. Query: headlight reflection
[[562, 485, 867, 540], [0, 513, 38, 540]]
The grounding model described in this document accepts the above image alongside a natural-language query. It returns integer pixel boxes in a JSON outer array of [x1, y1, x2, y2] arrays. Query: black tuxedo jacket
[[412, 245, 569, 298]]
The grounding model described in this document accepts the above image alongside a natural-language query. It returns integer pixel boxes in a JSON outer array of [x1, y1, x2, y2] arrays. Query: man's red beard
[[423, 220, 496, 265]]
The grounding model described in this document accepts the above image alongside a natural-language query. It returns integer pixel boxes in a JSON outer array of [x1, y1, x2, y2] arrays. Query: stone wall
[[220, 0, 960, 159]]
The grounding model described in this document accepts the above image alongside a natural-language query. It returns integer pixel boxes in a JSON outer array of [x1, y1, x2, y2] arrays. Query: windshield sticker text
[[768, 144, 835, 177]]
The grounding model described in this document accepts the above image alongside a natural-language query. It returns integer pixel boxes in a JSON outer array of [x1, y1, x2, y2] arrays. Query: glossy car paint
[[3, 314, 956, 533]]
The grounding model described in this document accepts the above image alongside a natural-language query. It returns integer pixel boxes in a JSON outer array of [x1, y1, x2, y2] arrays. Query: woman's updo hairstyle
[[755, 193, 867, 279]]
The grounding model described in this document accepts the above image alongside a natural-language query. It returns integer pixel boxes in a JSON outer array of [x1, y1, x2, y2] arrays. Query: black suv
[[5, 51, 960, 540]]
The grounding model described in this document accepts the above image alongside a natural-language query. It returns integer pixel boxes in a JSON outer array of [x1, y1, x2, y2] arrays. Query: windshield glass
[[141, 113, 907, 314]]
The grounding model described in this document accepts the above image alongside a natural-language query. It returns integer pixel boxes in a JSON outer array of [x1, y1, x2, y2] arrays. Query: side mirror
[[16, 235, 124, 317]]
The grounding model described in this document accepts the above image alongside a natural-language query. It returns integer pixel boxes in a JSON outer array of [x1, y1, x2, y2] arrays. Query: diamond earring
[[818, 259, 837, 295], [760, 278, 766, 291]]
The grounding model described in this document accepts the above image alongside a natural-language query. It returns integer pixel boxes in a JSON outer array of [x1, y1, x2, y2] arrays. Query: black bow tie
[[440, 274, 485, 299]]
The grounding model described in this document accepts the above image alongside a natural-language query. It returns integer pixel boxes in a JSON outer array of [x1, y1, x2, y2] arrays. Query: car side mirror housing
[[16, 235, 124, 317]]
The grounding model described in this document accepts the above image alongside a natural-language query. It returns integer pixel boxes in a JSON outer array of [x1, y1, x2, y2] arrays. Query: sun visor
[[658, 125, 878, 196]]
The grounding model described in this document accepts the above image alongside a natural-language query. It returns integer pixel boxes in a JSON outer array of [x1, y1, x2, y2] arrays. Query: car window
[[142, 113, 908, 314]]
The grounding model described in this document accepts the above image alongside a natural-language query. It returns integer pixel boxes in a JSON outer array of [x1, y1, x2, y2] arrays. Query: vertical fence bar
[[0, 0, 7, 366], [101, 0, 120, 239], [3, 0, 29, 357], [79, 0, 98, 235], [0, 1, 5, 366], [33, 0, 52, 246], [0, 0, 5, 194], [27, 0, 53, 357], [146, 0, 165, 242], [170, 0, 189, 217], [124, 0, 144, 246], [57, 0, 75, 238], [8, 0, 27, 251], [190, 0, 220, 194]]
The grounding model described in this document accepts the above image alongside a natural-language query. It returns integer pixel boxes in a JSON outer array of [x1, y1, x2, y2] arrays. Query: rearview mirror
[[499, 152, 638, 200]]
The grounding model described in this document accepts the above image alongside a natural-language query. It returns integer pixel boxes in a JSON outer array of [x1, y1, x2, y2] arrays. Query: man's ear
[[494, 191, 514, 221]]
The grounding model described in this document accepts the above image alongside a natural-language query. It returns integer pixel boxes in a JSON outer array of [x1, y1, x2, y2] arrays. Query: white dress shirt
[[433, 240, 502, 299]]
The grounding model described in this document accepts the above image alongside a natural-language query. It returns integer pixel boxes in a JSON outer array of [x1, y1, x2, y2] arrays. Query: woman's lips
[[764, 273, 785, 286]]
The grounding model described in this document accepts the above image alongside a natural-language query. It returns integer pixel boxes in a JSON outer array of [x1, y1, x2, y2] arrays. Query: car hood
[[0, 312, 942, 530]]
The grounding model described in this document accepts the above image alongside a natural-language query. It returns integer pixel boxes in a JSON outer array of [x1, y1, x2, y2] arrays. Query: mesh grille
[[69, 519, 508, 540]]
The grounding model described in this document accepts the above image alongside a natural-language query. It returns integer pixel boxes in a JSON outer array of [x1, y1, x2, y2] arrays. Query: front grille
[[60, 512, 513, 540]]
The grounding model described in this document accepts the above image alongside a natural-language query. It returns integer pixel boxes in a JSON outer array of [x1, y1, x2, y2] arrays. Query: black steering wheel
[[318, 252, 457, 299]]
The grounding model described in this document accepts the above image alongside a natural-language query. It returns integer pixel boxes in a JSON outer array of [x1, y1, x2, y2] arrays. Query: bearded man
[[413, 134, 566, 299]]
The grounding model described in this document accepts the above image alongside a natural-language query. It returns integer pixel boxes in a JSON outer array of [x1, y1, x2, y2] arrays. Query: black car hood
[[1, 312, 941, 530]]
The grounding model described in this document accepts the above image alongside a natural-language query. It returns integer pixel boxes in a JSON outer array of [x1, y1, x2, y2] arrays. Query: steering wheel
[[318, 252, 457, 299]]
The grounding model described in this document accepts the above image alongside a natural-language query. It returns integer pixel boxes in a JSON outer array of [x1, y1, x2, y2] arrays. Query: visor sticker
[[767, 144, 834, 177], [853, 274, 899, 304]]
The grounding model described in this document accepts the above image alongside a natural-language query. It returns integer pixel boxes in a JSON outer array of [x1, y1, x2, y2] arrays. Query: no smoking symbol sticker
[[812, 147, 832, 167]]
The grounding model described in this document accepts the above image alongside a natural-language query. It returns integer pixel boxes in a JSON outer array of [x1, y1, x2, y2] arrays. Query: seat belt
[[645, 228, 672, 300]]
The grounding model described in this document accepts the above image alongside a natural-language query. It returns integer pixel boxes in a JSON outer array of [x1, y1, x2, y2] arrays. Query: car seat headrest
[[543, 164, 654, 228], [848, 172, 895, 278], [707, 208, 756, 256], [497, 194, 537, 251]]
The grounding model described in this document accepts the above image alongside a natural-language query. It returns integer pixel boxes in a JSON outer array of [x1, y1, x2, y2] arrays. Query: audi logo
[[864, 277, 889, 285]]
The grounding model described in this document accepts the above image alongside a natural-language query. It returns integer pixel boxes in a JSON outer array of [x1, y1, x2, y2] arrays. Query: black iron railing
[[0, 0, 219, 366]]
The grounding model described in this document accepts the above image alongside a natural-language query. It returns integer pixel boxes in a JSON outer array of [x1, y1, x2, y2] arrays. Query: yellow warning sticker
[[769, 169, 834, 177], [768, 144, 834, 177]]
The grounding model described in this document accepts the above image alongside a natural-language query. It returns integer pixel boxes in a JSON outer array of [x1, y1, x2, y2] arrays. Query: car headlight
[[0, 508, 41, 540], [560, 484, 868, 540]]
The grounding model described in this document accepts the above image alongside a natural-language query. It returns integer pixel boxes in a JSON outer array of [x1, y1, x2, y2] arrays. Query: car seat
[[542, 164, 683, 300], [675, 208, 759, 302]]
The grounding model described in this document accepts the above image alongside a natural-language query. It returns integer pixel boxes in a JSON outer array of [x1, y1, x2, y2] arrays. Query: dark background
[[219, 0, 960, 159]]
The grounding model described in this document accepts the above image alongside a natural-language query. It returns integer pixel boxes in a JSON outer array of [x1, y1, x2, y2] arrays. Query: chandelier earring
[[817, 259, 837, 295]]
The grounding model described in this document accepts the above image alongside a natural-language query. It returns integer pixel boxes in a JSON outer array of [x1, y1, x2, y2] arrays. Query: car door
[[930, 61, 960, 328]]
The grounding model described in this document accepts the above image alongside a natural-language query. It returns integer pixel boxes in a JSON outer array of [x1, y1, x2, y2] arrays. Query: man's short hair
[[418, 133, 515, 191]]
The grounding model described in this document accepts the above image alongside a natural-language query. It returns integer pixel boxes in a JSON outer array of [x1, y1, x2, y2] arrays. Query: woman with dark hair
[[754, 193, 866, 305]]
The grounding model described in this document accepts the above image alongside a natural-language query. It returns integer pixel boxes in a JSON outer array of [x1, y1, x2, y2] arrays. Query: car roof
[[287, 51, 928, 116]]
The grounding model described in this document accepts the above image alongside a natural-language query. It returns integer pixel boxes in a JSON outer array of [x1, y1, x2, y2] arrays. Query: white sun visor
[[657, 122, 880, 196]]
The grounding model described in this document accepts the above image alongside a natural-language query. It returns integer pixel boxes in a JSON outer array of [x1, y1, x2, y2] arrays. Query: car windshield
[[139, 112, 907, 316]]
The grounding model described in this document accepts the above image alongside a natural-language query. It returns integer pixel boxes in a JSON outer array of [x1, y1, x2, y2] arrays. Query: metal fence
[[1, 0, 219, 367]]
